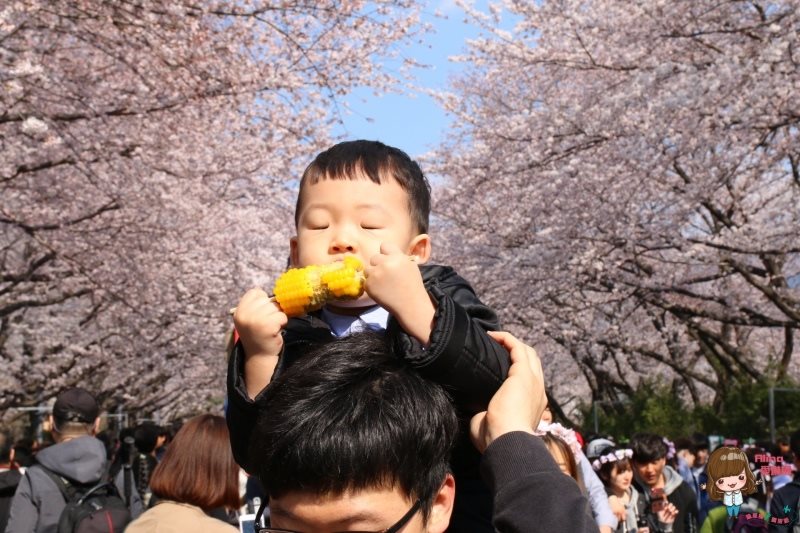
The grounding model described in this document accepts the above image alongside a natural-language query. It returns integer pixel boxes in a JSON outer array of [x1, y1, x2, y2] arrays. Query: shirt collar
[[321, 305, 389, 337]]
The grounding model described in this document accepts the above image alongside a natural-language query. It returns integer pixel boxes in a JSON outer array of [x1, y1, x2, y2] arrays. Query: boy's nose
[[329, 237, 356, 254]]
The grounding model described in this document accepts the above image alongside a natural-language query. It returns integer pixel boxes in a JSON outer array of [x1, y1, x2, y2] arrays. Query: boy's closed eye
[[303, 213, 329, 230], [360, 216, 387, 230]]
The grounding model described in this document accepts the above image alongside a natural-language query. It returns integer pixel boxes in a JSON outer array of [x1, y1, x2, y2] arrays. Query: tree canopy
[[432, 0, 799, 416], [1, 0, 423, 419]]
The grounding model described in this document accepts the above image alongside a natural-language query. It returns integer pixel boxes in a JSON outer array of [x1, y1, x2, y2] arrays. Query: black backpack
[[36, 465, 131, 533], [793, 490, 800, 533]]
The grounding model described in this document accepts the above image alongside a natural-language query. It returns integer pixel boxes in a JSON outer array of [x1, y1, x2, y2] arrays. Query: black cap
[[53, 387, 99, 424]]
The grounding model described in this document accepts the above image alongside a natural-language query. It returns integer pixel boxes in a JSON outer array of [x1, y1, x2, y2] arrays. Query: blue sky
[[335, 2, 486, 159]]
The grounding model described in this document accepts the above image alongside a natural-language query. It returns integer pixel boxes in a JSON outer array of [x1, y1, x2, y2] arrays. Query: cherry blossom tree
[[1, 0, 423, 421], [432, 0, 800, 417]]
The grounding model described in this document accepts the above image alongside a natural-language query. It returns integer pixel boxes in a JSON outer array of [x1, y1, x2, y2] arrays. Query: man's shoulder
[[772, 478, 800, 503], [672, 477, 696, 496]]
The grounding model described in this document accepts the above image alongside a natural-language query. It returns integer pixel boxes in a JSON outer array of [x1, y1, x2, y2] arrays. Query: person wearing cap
[[5, 387, 143, 533]]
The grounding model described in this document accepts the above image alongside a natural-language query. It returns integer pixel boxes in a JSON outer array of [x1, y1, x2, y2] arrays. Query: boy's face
[[291, 174, 429, 306]]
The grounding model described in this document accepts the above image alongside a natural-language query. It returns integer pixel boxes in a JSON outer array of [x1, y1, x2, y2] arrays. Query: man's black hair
[[134, 422, 160, 454], [0, 431, 12, 463], [690, 432, 709, 451], [249, 332, 458, 520], [790, 428, 800, 458], [630, 433, 668, 463], [296, 140, 432, 234], [12, 439, 34, 467], [673, 437, 692, 453]]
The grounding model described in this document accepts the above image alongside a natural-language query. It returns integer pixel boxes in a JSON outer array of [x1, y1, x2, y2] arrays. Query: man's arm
[[5, 472, 38, 533], [483, 432, 598, 533], [469, 331, 596, 533]]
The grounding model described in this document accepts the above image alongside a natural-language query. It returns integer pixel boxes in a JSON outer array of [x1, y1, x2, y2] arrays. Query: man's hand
[[657, 502, 678, 525], [364, 242, 435, 344], [233, 288, 288, 399], [469, 331, 546, 454]]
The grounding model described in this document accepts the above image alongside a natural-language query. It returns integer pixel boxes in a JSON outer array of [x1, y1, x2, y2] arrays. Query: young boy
[[227, 140, 510, 532]]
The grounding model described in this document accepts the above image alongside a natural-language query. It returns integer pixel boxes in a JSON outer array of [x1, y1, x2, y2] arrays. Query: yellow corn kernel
[[272, 257, 365, 317], [321, 257, 364, 298]]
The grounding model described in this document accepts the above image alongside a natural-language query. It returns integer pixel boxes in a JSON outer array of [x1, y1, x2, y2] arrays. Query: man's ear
[[43, 415, 53, 434], [407, 234, 431, 264], [289, 236, 299, 267], [92, 417, 101, 436], [427, 473, 456, 533]]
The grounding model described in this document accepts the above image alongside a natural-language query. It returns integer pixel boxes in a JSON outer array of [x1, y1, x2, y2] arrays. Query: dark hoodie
[[5, 436, 143, 533]]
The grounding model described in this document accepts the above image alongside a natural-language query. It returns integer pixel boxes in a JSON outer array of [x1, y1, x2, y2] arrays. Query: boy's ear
[[427, 473, 456, 533], [407, 234, 431, 264], [289, 236, 299, 267]]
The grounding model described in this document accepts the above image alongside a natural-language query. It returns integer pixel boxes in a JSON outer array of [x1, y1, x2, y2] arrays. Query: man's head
[[0, 431, 13, 466], [291, 141, 433, 306], [630, 433, 668, 488], [49, 387, 100, 442], [673, 437, 695, 468], [691, 432, 709, 467], [790, 428, 800, 468], [250, 332, 458, 533], [134, 422, 161, 455]]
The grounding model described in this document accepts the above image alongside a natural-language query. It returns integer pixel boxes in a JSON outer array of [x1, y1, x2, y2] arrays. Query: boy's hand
[[233, 288, 288, 399], [365, 242, 435, 344], [469, 331, 546, 454]]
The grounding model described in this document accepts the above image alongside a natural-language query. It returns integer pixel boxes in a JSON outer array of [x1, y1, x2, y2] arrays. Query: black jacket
[[226, 263, 511, 476], [633, 465, 698, 533], [0, 469, 22, 532], [768, 478, 800, 532]]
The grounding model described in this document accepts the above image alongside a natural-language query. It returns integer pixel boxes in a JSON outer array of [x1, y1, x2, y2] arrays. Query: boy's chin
[[325, 296, 378, 314]]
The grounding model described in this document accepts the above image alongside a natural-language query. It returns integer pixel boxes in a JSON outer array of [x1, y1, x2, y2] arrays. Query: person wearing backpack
[[4, 387, 144, 533], [768, 429, 800, 533], [0, 432, 23, 532]]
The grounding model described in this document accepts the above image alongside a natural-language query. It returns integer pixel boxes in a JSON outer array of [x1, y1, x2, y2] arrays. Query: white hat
[[586, 438, 616, 459]]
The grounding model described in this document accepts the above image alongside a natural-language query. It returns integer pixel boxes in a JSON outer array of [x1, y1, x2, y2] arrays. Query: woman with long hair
[[125, 414, 239, 532]]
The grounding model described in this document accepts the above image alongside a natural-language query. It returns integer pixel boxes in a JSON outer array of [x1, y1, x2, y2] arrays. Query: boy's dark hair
[[296, 140, 431, 233], [630, 433, 668, 463], [249, 332, 458, 521]]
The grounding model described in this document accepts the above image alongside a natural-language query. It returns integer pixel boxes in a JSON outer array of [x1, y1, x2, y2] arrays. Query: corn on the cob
[[272, 256, 365, 317]]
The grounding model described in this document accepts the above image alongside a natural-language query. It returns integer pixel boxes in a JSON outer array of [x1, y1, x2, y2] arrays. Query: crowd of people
[[1, 140, 798, 533], [1, 381, 798, 533]]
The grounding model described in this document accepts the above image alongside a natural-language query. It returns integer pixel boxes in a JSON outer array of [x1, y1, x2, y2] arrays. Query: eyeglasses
[[255, 498, 422, 533]]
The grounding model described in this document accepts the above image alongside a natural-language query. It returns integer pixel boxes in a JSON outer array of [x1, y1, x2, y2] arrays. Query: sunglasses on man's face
[[255, 498, 422, 533]]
